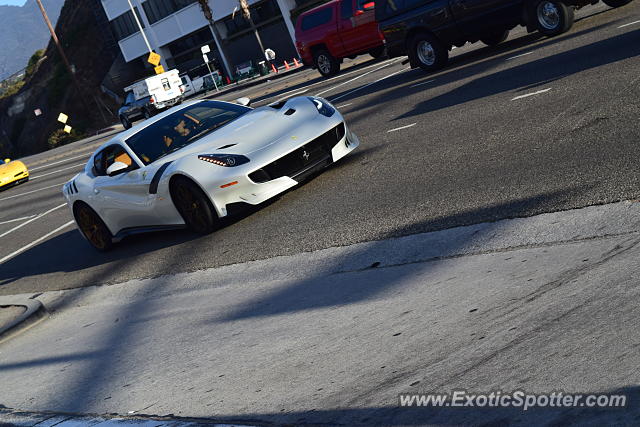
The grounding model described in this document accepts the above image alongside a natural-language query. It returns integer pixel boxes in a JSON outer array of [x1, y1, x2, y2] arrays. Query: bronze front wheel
[[170, 177, 218, 234], [74, 203, 113, 251]]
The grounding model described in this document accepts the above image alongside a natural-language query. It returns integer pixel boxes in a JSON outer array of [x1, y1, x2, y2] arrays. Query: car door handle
[[94, 189, 100, 194]]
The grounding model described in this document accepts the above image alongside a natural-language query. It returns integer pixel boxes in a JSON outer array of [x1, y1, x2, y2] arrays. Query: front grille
[[249, 123, 345, 183]]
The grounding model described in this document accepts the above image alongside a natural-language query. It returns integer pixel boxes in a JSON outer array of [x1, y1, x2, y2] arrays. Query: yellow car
[[0, 158, 29, 189]]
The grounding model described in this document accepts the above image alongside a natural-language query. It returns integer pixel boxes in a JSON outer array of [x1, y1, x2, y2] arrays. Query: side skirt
[[113, 224, 186, 242]]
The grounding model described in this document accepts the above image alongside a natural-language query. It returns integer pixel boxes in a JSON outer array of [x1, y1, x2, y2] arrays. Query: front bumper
[[0, 170, 29, 188], [208, 123, 359, 217]]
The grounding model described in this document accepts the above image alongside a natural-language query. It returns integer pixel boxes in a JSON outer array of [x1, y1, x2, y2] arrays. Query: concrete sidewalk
[[1, 201, 640, 426]]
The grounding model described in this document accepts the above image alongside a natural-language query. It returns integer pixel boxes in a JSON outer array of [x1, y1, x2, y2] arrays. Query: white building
[[100, 0, 302, 80]]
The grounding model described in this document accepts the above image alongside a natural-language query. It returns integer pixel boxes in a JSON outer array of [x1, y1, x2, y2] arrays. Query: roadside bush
[[0, 80, 25, 99], [25, 49, 45, 80], [47, 128, 85, 149]]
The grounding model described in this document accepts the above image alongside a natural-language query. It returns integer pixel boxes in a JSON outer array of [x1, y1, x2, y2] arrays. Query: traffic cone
[[293, 58, 301, 67], [283, 61, 290, 71], [271, 63, 278, 73], [226, 76, 231, 85]]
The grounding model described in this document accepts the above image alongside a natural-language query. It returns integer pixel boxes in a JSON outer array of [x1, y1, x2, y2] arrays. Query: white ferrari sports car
[[63, 96, 359, 251]]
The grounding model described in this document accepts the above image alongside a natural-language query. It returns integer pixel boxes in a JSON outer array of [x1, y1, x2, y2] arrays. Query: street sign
[[154, 65, 165, 75], [63, 125, 72, 134], [57, 113, 68, 124], [203, 54, 210, 63], [148, 51, 161, 66], [201, 45, 211, 54]]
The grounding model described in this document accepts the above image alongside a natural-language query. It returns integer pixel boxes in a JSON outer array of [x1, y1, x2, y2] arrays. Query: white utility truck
[[118, 69, 184, 129]]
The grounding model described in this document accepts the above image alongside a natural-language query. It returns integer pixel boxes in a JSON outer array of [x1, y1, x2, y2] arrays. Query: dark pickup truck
[[377, 0, 633, 71]]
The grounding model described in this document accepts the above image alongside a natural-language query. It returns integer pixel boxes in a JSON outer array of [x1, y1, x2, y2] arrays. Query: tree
[[235, 0, 266, 65], [196, 0, 233, 78]]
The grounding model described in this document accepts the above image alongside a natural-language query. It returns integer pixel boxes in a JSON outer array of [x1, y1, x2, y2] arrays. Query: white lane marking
[[618, 20, 640, 28], [0, 220, 74, 264], [330, 67, 411, 103], [0, 203, 67, 239], [269, 88, 309, 102], [506, 51, 534, 61], [261, 58, 400, 104], [410, 79, 435, 88], [511, 88, 552, 101], [387, 123, 417, 133], [0, 215, 37, 225], [337, 103, 353, 108], [0, 182, 66, 202], [315, 62, 395, 97], [31, 163, 86, 180], [28, 152, 91, 171]]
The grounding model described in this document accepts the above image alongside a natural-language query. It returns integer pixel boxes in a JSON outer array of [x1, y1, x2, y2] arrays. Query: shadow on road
[[395, 29, 640, 120], [210, 187, 585, 323], [326, 19, 630, 125], [2, 185, 639, 427]]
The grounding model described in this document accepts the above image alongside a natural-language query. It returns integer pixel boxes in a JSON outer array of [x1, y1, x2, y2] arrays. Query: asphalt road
[[1, 2, 639, 295]]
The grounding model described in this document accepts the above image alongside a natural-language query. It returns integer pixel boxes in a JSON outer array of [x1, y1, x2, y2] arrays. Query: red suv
[[295, 0, 385, 77]]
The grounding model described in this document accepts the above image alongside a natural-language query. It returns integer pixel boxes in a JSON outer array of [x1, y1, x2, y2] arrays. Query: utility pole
[[34, 0, 108, 124], [127, 0, 154, 54]]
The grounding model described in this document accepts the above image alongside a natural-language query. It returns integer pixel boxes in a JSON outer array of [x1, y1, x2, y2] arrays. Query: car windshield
[[125, 101, 251, 165]]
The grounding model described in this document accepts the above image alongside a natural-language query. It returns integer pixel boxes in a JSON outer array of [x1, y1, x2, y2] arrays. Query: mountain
[[0, 0, 64, 81], [0, 0, 122, 158]]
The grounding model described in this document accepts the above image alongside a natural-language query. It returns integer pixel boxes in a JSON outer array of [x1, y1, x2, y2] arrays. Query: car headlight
[[308, 97, 335, 117], [198, 154, 250, 167]]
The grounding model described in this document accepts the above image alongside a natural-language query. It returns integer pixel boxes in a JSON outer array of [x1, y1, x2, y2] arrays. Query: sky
[[0, 0, 27, 5]]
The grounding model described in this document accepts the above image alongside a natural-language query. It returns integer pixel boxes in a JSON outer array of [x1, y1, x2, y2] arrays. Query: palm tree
[[196, 0, 233, 78], [238, 0, 266, 61]]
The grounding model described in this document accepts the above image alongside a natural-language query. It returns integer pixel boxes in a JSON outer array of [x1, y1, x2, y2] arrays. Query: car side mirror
[[4, 158, 10, 163], [106, 161, 129, 177], [363, 1, 375, 9], [236, 97, 251, 107]]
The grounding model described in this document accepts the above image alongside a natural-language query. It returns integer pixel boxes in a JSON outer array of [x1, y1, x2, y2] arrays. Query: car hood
[[154, 97, 325, 163], [0, 161, 25, 178]]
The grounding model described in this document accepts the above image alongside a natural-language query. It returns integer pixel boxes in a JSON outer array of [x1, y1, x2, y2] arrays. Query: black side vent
[[66, 180, 78, 195], [217, 144, 237, 149], [269, 100, 287, 109], [284, 108, 296, 116]]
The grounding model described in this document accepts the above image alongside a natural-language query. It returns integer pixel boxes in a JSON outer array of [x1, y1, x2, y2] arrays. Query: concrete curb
[[0, 407, 262, 427], [0, 298, 47, 343]]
